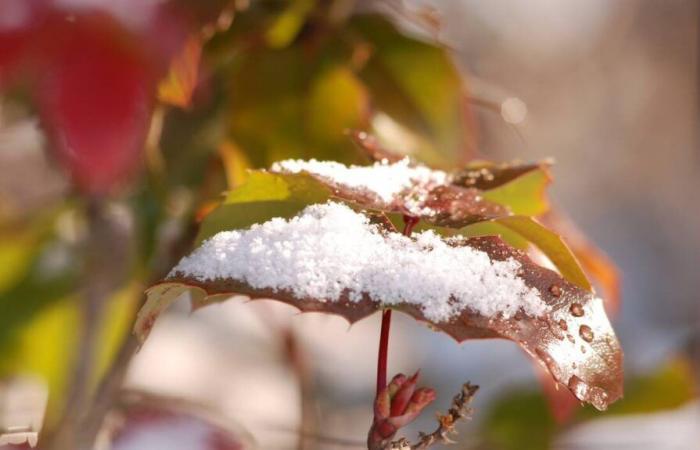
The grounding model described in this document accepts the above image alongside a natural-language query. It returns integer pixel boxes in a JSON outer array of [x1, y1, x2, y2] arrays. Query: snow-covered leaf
[[270, 159, 509, 227], [137, 203, 622, 410]]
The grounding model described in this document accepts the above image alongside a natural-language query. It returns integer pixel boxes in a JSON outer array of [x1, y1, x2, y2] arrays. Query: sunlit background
[[1, 1, 698, 449]]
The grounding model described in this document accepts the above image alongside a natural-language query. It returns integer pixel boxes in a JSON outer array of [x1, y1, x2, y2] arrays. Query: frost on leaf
[[136, 203, 623, 410]]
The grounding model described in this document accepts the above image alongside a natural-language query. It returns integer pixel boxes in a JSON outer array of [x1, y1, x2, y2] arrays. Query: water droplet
[[570, 303, 584, 317], [568, 375, 588, 398], [579, 325, 594, 342], [558, 319, 568, 330], [549, 285, 562, 297]]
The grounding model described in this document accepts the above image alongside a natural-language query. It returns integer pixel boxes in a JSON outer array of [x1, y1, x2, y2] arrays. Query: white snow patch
[[170, 202, 548, 321], [271, 158, 447, 215]]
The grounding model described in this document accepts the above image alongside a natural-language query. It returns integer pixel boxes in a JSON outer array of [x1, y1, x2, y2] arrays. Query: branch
[[44, 199, 132, 450], [385, 382, 479, 450]]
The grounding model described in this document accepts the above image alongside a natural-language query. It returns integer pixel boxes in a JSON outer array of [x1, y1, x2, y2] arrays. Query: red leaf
[[35, 14, 156, 195]]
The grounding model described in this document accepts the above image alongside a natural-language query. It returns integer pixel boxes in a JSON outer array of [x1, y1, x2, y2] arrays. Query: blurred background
[[0, 1, 698, 449]]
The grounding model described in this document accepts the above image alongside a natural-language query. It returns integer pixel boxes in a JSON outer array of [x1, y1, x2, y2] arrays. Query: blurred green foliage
[[482, 358, 697, 450]]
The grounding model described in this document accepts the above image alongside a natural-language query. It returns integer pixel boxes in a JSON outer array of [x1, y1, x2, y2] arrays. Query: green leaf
[[0, 296, 80, 426], [459, 221, 529, 250], [195, 171, 331, 244], [581, 358, 696, 417], [482, 389, 556, 450], [495, 216, 591, 291], [350, 14, 471, 166], [482, 164, 551, 216], [224, 46, 367, 166], [265, 0, 317, 49], [0, 245, 79, 352], [306, 66, 370, 144]]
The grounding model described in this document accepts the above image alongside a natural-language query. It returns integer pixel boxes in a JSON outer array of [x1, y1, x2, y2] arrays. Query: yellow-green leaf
[[196, 171, 331, 244], [496, 216, 591, 291]]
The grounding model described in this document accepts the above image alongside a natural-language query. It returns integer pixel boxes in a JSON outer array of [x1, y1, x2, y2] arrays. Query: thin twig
[[385, 382, 479, 450], [71, 216, 199, 449]]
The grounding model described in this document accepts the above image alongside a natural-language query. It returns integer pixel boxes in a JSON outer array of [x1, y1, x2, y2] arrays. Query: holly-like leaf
[[270, 159, 509, 228], [137, 203, 622, 410], [456, 161, 552, 216], [493, 216, 591, 291], [195, 171, 331, 244], [542, 211, 621, 314]]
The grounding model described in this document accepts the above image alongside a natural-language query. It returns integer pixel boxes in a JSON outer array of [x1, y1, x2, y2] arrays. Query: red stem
[[375, 215, 419, 395], [376, 308, 393, 394]]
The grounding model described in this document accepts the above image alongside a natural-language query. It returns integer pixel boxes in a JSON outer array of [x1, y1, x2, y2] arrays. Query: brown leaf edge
[[135, 235, 622, 411]]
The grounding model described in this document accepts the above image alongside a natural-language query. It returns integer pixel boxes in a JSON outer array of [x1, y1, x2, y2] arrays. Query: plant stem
[[376, 309, 392, 394], [45, 199, 131, 450], [375, 216, 419, 395]]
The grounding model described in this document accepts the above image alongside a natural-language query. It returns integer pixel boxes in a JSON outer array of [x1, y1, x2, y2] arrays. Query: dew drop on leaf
[[570, 302, 584, 317], [549, 284, 562, 297], [579, 324, 594, 343]]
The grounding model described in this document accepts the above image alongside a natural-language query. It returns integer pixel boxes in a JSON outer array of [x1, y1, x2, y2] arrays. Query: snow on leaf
[[136, 203, 622, 410], [270, 158, 508, 226], [347, 132, 553, 217], [492, 216, 592, 291], [195, 171, 332, 244], [348, 129, 407, 164]]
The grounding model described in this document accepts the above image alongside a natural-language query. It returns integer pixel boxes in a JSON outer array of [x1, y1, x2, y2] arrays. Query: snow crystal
[[170, 202, 548, 322], [271, 158, 447, 215]]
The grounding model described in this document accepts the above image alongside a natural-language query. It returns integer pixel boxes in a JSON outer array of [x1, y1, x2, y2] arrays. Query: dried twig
[[384, 382, 479, 450]]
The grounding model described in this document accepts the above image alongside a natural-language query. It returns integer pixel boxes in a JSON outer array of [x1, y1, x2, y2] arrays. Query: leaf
[[580, 357, 695, 417], [157, 34, 202, 108], [542, 211, 621, 314], [0, 296, 79, 426], [338, 135, 554, 223], [420, 185, 508, 227], [36, 14, 156, 194], [482, 357, 696, 450], [195, 171, 331, 243], [224, 46, 363, 166], [348, 129, 406, 164], [494, 216, 591, 291], [456, 161, 552, 216], [138, 209, 622, 411], [482, 389, 555, 450], [350, 14, 473, 166], [218, 140, 252, 188], [265, 0, 317, 49], [270, 160, 510, 228], [306, 66, 370, 144]]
